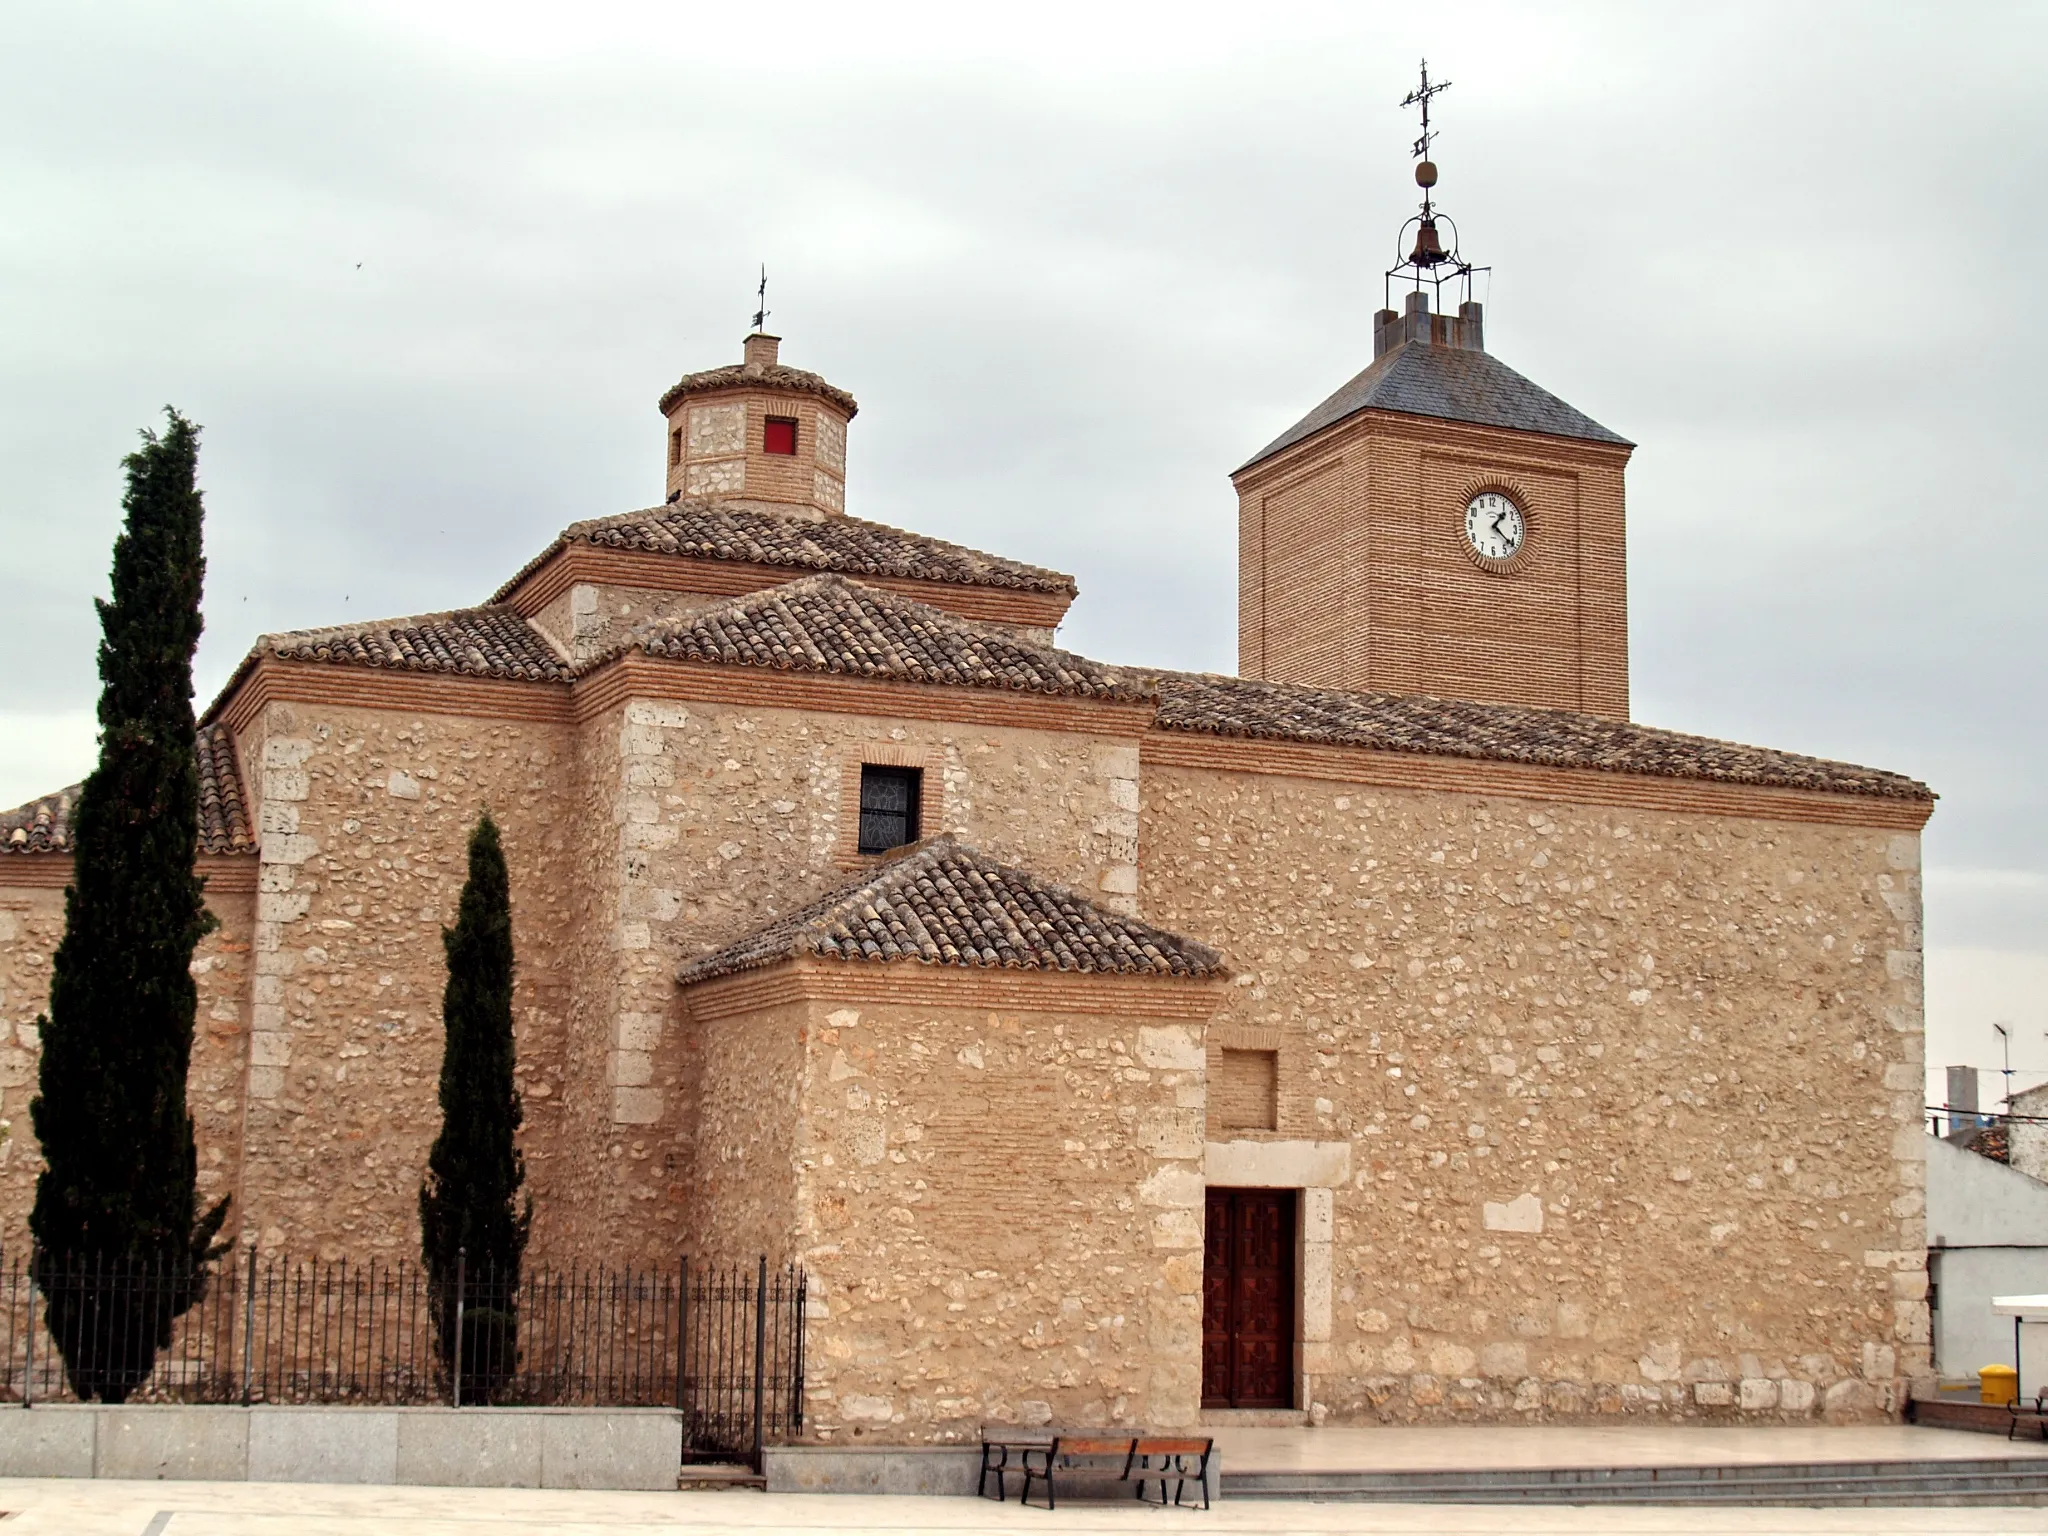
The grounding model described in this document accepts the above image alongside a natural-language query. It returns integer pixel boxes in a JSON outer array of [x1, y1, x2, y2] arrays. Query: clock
[[1463, 491, 1526, 565]]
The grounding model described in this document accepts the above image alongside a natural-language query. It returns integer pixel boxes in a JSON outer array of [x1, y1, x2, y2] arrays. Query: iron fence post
[[793, 1267, 807, 1435], [452, 1248, 466, 1409], [751, 1255, 767, 1467], [673, 1255, 687, 1415], [22, 1244, 34, 1410], [241, 1244, 258, 1406]]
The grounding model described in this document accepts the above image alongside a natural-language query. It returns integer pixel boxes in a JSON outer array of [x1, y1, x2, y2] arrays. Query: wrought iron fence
[[0, 1247, 803, 1463]]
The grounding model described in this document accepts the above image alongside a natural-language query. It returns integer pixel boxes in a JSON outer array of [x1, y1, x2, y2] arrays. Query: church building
[[0, 139, 1934, 1433]]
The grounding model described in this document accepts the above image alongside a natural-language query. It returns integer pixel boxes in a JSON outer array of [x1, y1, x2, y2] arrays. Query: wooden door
[[1201, 1187, 1295, 1409]]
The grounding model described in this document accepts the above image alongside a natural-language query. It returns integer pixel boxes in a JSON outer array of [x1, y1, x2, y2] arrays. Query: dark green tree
[[420, 812, 531, 1402], [28, 408, 230, 1402]]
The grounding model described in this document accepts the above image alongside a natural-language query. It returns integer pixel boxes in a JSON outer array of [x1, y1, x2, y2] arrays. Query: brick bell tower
[[658, 324, 858, 521], [1233, 64, 1634, 718]]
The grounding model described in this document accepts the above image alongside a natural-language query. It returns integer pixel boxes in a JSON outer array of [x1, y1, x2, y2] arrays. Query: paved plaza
[[1, 1478, 2046, 1535], [7, 1427, 2048, 1535], [1214, 1421, 2048, 1470]]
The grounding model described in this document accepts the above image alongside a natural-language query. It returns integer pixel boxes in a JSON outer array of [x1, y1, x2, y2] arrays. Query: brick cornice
[[572, 653, 1156, 738], [1142, 730, 1933, 831], [206, 651, 1152, 740], [209, 657, 575, 735], [1233, 406, 1634, 494], [196, 652, 1927, 832], [498, 542, 1073, 632], [681, 955, 1231, 1022], [0, 854, 258, 896]]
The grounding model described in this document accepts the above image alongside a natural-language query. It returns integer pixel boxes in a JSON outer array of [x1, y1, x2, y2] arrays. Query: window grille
[[857, 765, 920, 855]]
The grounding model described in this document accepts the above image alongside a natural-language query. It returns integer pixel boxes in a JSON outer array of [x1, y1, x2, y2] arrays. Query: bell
[[1408, 217, 1446, 267]]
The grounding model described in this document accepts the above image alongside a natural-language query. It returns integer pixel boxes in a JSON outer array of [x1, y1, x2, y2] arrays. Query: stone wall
[[527, 583, 731, 667], [1141, 758, 1927, 1422], [0, 878, 254, 1240], [545, 693, 1147, 1266], [230, 701, 578, 1259], [690, 980, 1214, 1443], [685, 995, 807, 1265]]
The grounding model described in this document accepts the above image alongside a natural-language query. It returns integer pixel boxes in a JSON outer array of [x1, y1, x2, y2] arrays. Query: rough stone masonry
[[0, 316, 1933, 1433]]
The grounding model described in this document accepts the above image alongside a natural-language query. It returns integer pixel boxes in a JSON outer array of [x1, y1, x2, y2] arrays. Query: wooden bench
[[2011, 1390, 2048, 1440], [1126, 1436, 1214, 1509], [979, 1430, 1212, 1510]]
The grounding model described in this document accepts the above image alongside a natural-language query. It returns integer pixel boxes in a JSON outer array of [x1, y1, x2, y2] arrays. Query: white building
[[1928, 1134, 2048, 1390]]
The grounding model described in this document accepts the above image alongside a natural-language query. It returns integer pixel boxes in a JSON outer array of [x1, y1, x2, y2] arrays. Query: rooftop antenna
[[751, 265, 771, 335], [1385, 58, 1487, 315], [1996, 1022, 2015, 1118]]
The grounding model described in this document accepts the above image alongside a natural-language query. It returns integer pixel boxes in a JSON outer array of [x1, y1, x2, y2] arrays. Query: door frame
[[1201, 1139, 1350, 1419], [1203, 1185, 1299, 1410]]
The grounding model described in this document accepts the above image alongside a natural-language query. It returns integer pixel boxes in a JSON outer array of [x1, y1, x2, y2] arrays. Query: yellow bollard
[[1982, 1365, 2019, 1406]]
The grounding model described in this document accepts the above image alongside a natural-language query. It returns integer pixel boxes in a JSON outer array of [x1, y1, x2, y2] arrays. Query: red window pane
[[764, 417, 798, 455]]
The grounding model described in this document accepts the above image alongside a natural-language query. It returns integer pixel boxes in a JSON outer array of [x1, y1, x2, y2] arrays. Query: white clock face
[[1464, 492, 1525, 562]]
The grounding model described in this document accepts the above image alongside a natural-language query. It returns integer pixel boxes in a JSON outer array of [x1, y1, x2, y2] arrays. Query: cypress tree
[[420, 811, 530, 1402], [28, 408, 230, 1402]]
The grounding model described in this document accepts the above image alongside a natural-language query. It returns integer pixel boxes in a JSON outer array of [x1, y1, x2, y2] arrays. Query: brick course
[[1236, 408, 1632, 717]]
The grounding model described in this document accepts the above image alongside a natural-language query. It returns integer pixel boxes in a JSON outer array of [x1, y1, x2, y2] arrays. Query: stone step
[[1223, 1457, 2048, 1506], [676, 1461, 766, 1491]]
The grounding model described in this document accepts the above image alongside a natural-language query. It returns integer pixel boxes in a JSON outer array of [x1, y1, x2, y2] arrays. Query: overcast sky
[[3, 1, 2043, 1102]]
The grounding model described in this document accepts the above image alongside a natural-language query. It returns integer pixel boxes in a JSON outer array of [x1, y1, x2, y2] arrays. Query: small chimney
[[742, 333, 781, 372], [1945, 1065, 1981, 1143]]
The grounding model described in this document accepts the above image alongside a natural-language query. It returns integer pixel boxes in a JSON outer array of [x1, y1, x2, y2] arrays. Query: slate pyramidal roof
[[677, 835, 1228, 987], [1241, 336, 1632, 473]]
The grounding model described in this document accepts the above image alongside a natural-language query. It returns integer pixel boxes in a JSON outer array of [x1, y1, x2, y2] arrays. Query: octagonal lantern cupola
[[658, 333, 859, 520]]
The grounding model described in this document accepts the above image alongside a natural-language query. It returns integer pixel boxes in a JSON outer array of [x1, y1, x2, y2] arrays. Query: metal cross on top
[[1401, 58, 1451, 164], [751, 265, 770, 335]]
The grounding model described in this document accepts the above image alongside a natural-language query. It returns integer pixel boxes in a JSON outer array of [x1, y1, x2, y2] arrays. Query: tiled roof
[[2, 723, 255, 856], [195, 722, 256, 853], [260, 607, 570, 682], [491, 500, 1075, 604], [677, 836, 1227, 986], [0, 785, 74, 855], [656, 362, 860, 418], [1241, 340, 1631, 471], [613, 575, 1142, 701], [1151, 673, 1933, 802]]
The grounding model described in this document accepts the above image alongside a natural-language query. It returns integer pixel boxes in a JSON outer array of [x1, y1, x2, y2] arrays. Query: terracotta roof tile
[[491, 501, 1074, 604], [1151, 673, 1932, 802], [678, 835, 1227, 986], [195, 722, 256, 853], [0, 785, 75, 855], [615, 575, 1141, 701], [656, 361, 859, 418], [2, 723, 255, 857], [261, 606, 570, 682]]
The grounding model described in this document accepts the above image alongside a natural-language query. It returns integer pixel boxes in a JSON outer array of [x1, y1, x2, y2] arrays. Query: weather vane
[[1400, 59, 1451, 224], [751, 265, 770, 335], [1384, 58, 1486, 313], [1402, 59, 1449, 160]]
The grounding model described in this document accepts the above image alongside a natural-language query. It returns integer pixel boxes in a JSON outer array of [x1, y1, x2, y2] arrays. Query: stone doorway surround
[[1204, 1139, 1353, 1421]]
